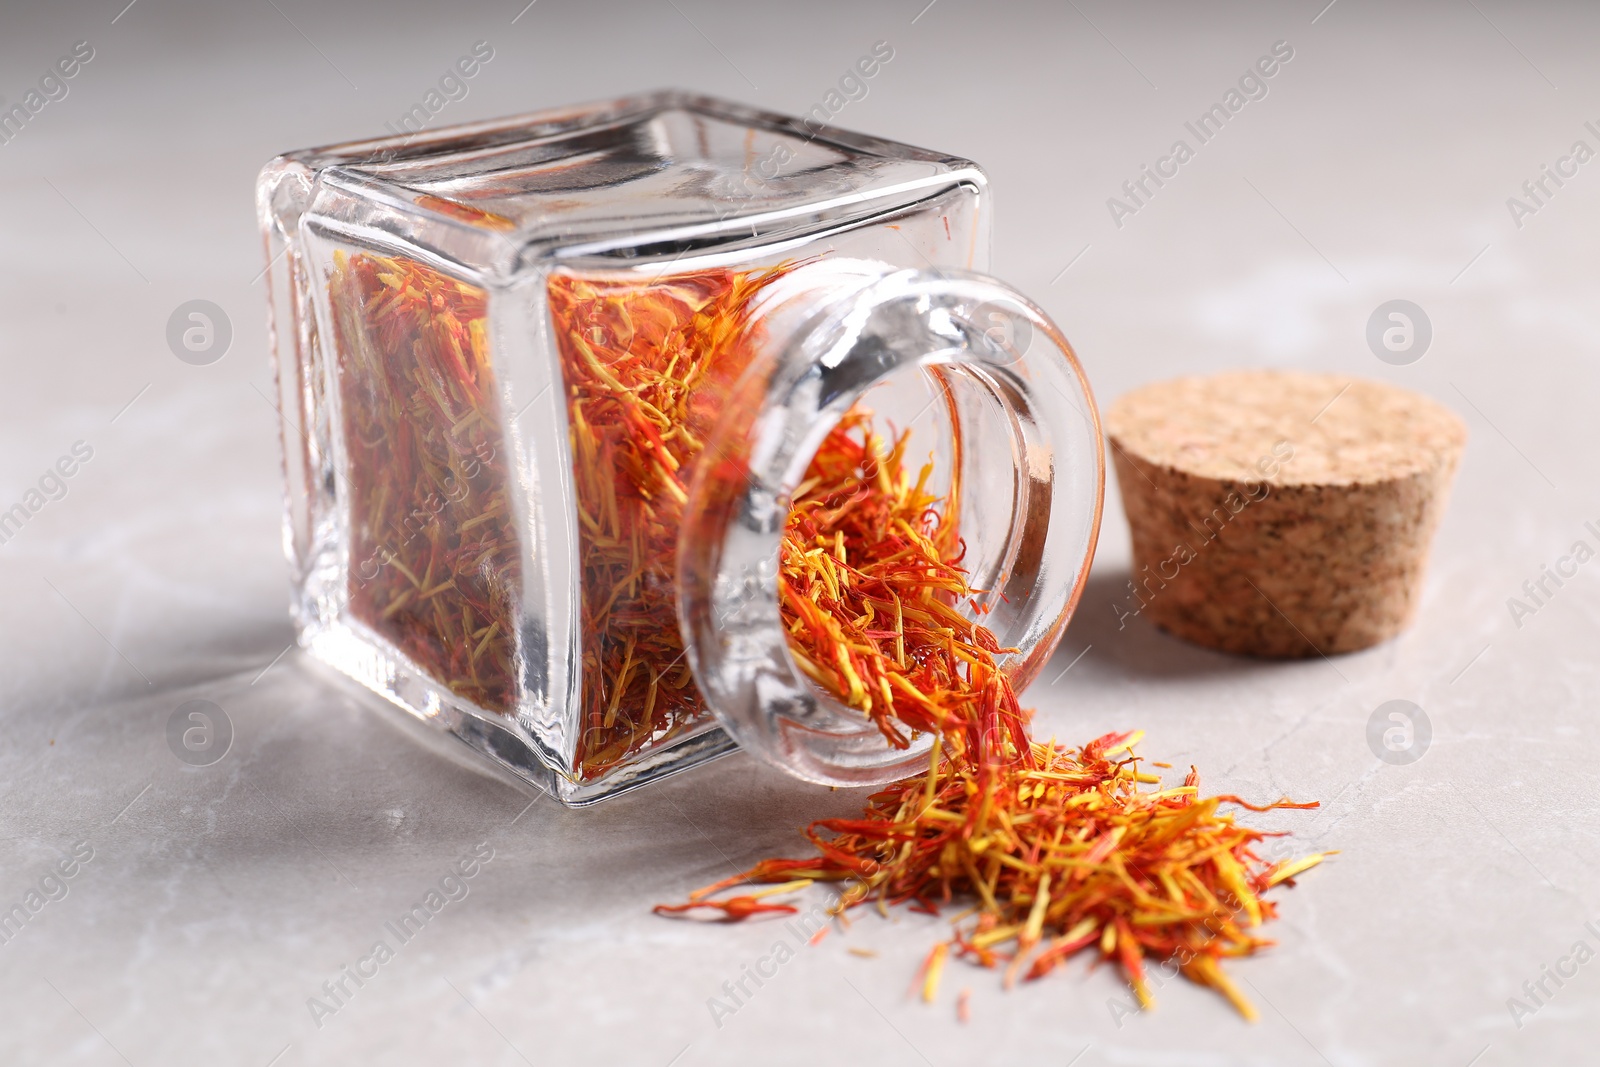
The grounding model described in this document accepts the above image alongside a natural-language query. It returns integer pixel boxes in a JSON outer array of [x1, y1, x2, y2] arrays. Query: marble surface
[[2, 1, 1597, 1064]]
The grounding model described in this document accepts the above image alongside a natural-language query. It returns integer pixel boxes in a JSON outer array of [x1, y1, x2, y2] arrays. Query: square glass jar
[[257, 91, 1002, 804]]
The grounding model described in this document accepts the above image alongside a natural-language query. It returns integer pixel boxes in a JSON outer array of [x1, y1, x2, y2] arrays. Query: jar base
[[299, 618, 738, 806]]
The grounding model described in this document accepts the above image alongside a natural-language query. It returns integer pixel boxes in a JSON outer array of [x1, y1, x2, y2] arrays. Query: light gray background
[[1, 1, 1595, 1064]]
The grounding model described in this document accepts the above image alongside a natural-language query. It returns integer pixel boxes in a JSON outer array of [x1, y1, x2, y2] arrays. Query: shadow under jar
[[257, 91, 1103, 805]]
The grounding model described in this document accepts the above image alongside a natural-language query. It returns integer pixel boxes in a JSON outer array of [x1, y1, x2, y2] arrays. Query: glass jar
[[257, 91, 1103, 805]]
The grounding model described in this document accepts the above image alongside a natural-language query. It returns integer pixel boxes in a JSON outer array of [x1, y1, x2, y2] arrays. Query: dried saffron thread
[[660, 413, 1330, 1021], [330, 252, 520, 712]]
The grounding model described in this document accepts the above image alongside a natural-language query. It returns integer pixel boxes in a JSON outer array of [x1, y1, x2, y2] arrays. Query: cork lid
[[1106, 371, 1466, 487]]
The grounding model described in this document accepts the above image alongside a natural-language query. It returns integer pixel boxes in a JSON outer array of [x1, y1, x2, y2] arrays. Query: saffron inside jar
[[330, 252, 521, 714], [547, 266, 786, 781], [330, 250, 1089, 774]]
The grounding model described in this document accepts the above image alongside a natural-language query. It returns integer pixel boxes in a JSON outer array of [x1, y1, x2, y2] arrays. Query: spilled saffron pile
[[656, 397, 1329, 1021]]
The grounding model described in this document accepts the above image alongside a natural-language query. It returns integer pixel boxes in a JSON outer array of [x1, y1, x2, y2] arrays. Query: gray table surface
[[2, 1, 1596, 1064]]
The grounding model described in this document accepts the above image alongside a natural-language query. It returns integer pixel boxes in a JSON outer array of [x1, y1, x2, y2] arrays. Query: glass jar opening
[[678, 263, 1104, 787]]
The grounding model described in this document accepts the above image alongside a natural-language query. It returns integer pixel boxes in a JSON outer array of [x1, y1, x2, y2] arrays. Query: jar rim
[[677, 261, 1105, 787]]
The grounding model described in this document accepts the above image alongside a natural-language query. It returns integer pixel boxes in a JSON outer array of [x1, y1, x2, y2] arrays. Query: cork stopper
[[1106, 370, 1466, 657]]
